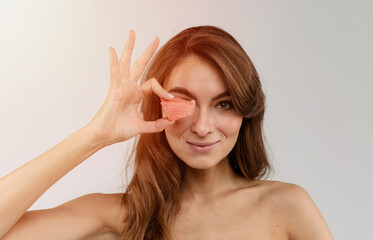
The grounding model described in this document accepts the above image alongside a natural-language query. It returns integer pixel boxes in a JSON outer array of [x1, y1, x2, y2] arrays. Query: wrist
[[78, 125, 111, 150]]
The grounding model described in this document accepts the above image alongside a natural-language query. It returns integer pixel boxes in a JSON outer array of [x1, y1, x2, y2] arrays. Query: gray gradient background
[[1, 1, 372, 239]]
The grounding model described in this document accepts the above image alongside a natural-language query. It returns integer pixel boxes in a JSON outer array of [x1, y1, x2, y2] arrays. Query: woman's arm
[[0, 30, 174, 239], [1, 193, 124, 240], [0, 127, 105, 238]]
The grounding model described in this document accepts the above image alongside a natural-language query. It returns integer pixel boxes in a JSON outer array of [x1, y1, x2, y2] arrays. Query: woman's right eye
[[178, 96, 190, 101]]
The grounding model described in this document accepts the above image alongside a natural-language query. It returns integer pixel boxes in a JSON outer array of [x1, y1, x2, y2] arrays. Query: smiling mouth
[[187, 141, 219, 153], [186, 141, 219, 147]]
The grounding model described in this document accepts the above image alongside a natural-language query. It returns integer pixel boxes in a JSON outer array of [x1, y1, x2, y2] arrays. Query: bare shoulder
[[59, 192, 126, 235], [257, 180, 334, 240], [255, 180, 307, 200], [76, 192, 126, 235]]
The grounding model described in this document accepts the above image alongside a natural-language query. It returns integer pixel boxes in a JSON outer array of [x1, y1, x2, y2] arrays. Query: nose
[[191, 106, 214, 137]]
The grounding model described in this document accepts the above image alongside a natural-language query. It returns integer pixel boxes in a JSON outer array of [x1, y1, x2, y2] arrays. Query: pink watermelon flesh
[[160, 98, 196, 121]]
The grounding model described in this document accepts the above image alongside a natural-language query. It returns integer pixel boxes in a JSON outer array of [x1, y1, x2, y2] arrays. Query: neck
[[181, 157, 250, 202]]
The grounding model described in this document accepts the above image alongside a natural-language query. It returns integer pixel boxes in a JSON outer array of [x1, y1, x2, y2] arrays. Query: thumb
[[139, 118, 175, 134]]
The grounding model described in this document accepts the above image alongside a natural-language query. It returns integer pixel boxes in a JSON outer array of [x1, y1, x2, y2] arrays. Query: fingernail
[[167, 93, 174, 98]]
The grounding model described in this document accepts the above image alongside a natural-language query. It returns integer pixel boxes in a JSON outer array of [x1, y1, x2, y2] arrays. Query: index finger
[[139, 78, 174, 100]]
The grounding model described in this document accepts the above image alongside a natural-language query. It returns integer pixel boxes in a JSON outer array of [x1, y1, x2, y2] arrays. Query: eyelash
[[216, 101, 234, 111]]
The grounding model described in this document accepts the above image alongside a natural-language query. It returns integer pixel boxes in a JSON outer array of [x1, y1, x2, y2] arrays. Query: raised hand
[[86, 30, 175, 146]]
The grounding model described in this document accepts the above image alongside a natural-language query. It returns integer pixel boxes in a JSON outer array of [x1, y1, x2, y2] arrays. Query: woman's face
[[163, 55, 243, 169]]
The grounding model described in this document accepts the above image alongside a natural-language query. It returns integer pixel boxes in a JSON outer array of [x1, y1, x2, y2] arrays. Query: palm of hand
[[87, 30, 174, 146]]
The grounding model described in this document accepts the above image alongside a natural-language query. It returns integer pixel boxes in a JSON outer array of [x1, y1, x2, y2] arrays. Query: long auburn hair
[[119, 25, 274, 240]]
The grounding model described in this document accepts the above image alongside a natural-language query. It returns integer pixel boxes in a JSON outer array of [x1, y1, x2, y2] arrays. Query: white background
[[1, 1, 372, 239]]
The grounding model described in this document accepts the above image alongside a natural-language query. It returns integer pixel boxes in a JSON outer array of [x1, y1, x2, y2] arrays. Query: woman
[[0, 26, 333, 239]]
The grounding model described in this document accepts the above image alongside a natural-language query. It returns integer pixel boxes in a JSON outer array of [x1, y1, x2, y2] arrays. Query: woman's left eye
[[217, 101, 233, 111]]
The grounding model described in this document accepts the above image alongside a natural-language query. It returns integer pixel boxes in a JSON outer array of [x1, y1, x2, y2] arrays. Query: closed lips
[[187, 141, 219, 146]]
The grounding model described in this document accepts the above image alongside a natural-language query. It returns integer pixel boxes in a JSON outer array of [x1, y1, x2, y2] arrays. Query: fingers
[[129, 36, 160, 81], [139, 117, 175, 134], [137, 78, 175, 134], [109, 47, 120, 88], [119, 30, 135, 80], [139, 78, 174, 100]]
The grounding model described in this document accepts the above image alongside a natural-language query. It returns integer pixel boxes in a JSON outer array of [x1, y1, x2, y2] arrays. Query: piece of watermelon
[[160, 98, 196, 121]]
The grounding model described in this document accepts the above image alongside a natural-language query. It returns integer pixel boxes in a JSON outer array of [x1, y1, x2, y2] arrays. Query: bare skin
[[170, 179, 289, 240], [0, 30, 175, 239], [105, 179, 333, 240], [89, 178, 334, 240], [0, 30, 333, 239], [170, 179, 333, 240], [154, 48, 333, 239]]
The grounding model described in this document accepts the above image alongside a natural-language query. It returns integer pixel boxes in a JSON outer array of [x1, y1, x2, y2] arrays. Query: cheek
[[165, 120, 189, 136], [218, 115, 243, 135]]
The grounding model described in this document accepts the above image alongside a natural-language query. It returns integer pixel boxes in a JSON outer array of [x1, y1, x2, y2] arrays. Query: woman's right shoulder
[[80, 192, 126, 235], [61, 192, 126, 236]]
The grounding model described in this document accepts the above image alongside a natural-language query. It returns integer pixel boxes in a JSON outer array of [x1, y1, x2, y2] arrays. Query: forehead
[[164, 55, 228, 92]]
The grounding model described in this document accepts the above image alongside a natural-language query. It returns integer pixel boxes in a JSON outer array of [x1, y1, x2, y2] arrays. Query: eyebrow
[[168, 87, 231, 101]]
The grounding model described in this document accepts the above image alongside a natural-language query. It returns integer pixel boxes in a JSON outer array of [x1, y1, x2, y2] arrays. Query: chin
[[179, 155, 221, 169], [184, 162, 217, 170]]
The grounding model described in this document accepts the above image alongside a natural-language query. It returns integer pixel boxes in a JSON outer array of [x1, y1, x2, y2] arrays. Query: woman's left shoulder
[[257, 180, 318, 217], [258, 180, 334, 239], [258, 180, 307, 198]]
